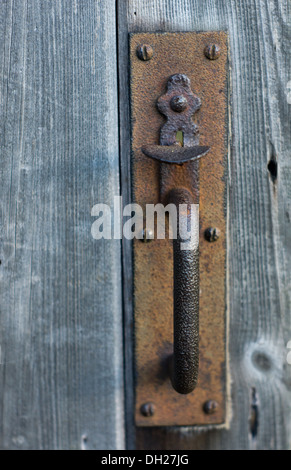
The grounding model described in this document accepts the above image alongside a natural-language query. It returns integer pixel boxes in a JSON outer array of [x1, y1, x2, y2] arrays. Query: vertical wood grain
[[0, 0, 124, 449], [119, 0, 291, 450]]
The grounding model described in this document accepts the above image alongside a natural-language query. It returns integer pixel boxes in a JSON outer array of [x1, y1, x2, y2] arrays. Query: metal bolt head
[[205, 227, 220, 242], [203, 400, 218, 415], [136, 44, 154, 61], [204, 44, 221, 60], [170, 95, 188, 113], [142, 228, 154, 242], [140, 402, 155, 417]]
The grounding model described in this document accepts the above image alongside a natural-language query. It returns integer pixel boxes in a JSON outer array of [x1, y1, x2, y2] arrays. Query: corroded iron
[[204, 43, 221, 60], [141, 73, 209, 395], [136, 44, 154, 61], [130, 31, 229, 427], [203, 400, 219, 415], [142, 144, 210, 164], [157, 73, 201, 147], [169, 189, 199, 394], [140, 402, 155, 417]]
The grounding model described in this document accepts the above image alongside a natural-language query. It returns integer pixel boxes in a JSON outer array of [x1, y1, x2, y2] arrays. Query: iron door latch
[[130, 32, 229, 426]]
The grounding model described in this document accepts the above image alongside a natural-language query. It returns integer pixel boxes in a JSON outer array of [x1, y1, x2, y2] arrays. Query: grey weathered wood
[[119, 0, 291, 450], [117, 0, 136, 450], [0, 0, 124, 449]]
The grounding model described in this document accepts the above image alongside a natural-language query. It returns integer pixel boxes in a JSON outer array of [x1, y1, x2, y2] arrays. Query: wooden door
[[120, 0, 291, 450], [0, 0, 124, 450]]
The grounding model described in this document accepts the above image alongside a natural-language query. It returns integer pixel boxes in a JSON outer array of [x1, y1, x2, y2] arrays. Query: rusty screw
[[204, 44, 221, 60], [205, 227, 220, 242], [142, 228, 154, 242], [170, 95, 188, 113], [136, 44, 154, 61], [203, 400, 218, 415], [140, 402, 155, 417]]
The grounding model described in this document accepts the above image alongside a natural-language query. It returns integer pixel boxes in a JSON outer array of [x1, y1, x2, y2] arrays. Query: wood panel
[[118, 0, 291, 450], [0, 0, 124, 449]]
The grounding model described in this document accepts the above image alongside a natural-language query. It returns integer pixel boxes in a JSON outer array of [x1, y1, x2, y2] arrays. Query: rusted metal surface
[[205, 227, 221, 243], [141, 73, 209, 395], [130, 31, 229, 426], [203, 400, 219, 415], [157, 73, 201, 147], [142, 145, 210, 164], [169, 189, 199, 395], [140, 403, 155, 418], [204, 43, 221, 60], [136, 44, 154, 61]]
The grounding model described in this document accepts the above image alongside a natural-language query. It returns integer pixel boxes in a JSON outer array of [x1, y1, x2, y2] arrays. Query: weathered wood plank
[[119, 0, 291, 450], [0, 0, 124, 449], [117, 0, 136, 450]]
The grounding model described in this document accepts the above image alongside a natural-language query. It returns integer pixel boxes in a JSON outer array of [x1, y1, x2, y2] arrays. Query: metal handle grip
[[169, 188, 199, 394], [141, 73, 208, 396], [142, 140, 204, 394]]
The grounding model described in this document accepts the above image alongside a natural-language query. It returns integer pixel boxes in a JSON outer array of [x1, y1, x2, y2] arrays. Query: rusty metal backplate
[[130, 32, 229, 427]]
